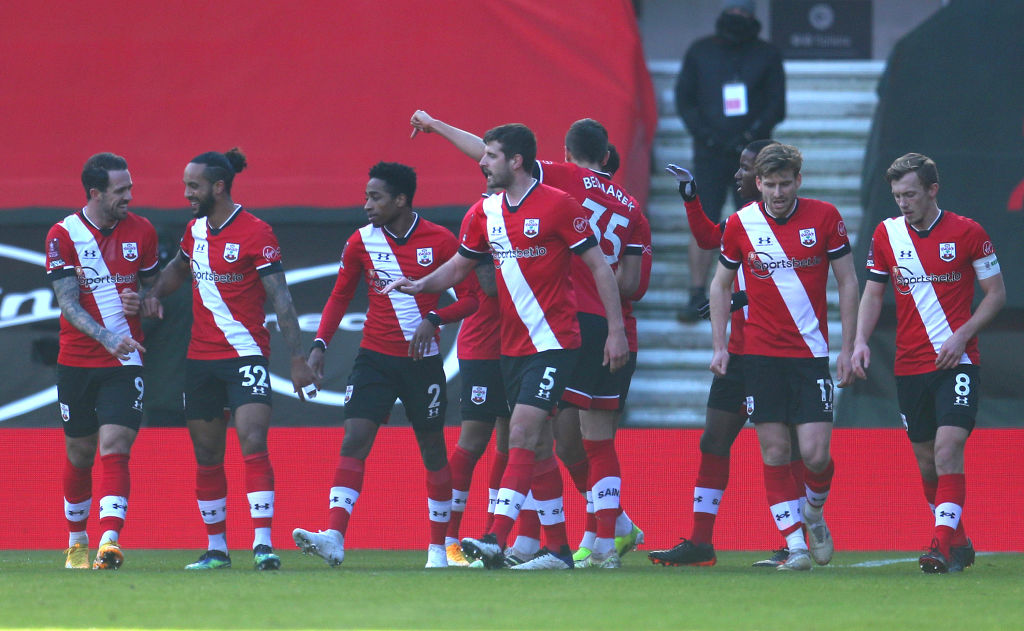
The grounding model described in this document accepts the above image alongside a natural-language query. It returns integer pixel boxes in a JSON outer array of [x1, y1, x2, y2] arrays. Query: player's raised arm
[[409, 110, 486, 161]]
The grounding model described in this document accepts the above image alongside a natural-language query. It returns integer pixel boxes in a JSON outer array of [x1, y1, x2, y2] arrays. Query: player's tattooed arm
[[51, 275, 140, 358], [262, 271, 305, 358]]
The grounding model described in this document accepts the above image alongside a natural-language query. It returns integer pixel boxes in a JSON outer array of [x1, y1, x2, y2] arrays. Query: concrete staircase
[[625, 60, 885, 427]]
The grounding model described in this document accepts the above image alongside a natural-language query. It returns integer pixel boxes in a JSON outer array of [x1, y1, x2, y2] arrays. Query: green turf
[[2, 549, 1022, 630]]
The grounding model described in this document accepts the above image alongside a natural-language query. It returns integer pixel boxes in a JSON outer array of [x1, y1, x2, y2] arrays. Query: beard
[[192, 194, 215, 218]]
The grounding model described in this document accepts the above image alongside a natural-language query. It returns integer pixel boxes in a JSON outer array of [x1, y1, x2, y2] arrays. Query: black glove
[[698, 291, 748, 320], [678, 179, 697, 202]]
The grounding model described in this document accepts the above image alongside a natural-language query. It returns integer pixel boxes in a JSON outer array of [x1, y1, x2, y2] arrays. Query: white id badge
[[723, 82, 748, 117]]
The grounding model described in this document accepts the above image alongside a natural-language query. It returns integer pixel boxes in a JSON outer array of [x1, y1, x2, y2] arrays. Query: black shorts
[[57, 364, 144, 438], [560, 313, 620, 411], [501, 348, 580, 413], [707, 353, 746, 414], [459, 358, 511, 423], [185, 356, 272, 421], [743, 355, 834, 425], [896, 365, 979, 443], [615, 352, 639, 411], [344, 348, 446, 431]]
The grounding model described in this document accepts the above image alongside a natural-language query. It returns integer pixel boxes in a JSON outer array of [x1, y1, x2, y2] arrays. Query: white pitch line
[[839, 552, 994, 568]]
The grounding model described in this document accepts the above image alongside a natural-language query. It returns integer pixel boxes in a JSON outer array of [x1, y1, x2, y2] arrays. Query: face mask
[[716, 12, 760, 45]]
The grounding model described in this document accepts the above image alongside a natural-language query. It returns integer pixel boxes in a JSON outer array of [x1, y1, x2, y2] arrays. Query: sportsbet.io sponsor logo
[[892, 266, 963, 295], [488, 242, 548, 268], [190, 259, 244, 285], [746, 251, 822, 280], [76, 268, 137, 293]]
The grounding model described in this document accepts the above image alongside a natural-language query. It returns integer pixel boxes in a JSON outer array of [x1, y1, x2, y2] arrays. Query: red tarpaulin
[[0, 1, 656, 210]]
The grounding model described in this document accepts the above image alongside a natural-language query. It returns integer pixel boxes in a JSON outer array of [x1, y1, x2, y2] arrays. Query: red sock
[[789, 458, 805, 496], [426, 465, 452, 546], [98, 453, 130, 535], [447, 446, 479, 539], [491, 447, 534, 548], [517, 502, 541, 541], [691, 452, 728, 545], [803, 458, 834, 508], [243, 451, 274, 531], [328, 456, 364, 536], [764, 463, 802, 537], [486, 450, 509, 532], [196, 464, 228, 536], [583, 439, 620, 540], [531, 456, 567, 550], [64, 458, 92, 534], [934, 473, 966, 556]]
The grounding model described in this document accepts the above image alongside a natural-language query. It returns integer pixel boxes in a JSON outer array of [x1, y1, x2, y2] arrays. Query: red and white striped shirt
[[720, 198, 850, 358], [536, 160, 645, 317], [46, 210, 158, 367], [866, 210, 999, 375], [456, 209, 501, 361], [180, 205, 282, 360], [316, 214, 476, 357], [460, 184, 597, 357]]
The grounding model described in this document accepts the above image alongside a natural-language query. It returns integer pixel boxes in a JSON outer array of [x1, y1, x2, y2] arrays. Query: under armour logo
[[899, 250, 914, 258], [68, 509, 87, 516], [694, 495, 703, 503], [938, 510, 957, 519], [431, 510, 449, 518], [82, 249, 98, 258], [375, 252, 391, 261], [758, 236, 772, 246], [201, 509, 219, 516], [252, 503, 271, 510], [774, 510, 791, 521], [954, 396, 969, 406], [496, 498, 511, 506], [111, 502, 125, 510]]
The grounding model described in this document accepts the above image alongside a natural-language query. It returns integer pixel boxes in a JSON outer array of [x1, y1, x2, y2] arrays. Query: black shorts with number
[[743, 355, 834, 425], [459, 358, 511, 423], [185, 356, 272, 421], [896, 365, 979, 443], [560, 312, 621, 411], [344, 348, 447, 431], [707, 353, 746, 414], [615, 352, 639, 411], [57, 364, 144, 438], [501, 348, 580, 413]]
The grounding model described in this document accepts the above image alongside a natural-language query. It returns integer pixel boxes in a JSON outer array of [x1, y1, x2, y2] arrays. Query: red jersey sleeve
[[252, 221, 283, 275], [865, 222, 891, 281], [685, 197, 724, 250], [630, 213, 653, 302], [44, 225, 76, 277], [458, 200, 490, 257], [179, 220, 196, 260], [556, 195, 597, 252], [719, 214, 743, 268], [315, 235, 364, 346], [138, 218, 160, 276], [824, 205, 852, 258]]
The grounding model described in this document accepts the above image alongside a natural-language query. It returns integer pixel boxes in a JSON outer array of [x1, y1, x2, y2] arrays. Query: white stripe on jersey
[[191, 218, 260, 357], [359, 224, 438, 355], [62, 214, 141, 366], [883, 217, 970, 364], [737, 207, 828, 357], [482, 195, 561, 353]]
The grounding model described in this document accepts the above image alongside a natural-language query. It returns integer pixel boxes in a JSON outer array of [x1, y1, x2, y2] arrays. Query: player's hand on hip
[[119, 288, 141, 316], [410, 110, 436, 139], [141, 295, 163, 319], [709, 349, 729, 376], [307, 347, 326, 382]]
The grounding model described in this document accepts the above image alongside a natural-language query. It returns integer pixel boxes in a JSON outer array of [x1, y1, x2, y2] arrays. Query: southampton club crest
[[417, 247, 433, 266], [524, 218, 540, 238], [939, 242, 956, 262], [122, 242, 138, 261], [799, 228, 816, 247], [224, 243, 240, 262], [471, 385, 487, 405]]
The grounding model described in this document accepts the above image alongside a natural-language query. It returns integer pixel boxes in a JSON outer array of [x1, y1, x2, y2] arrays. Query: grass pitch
[[1, 549, 1022, 630]]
